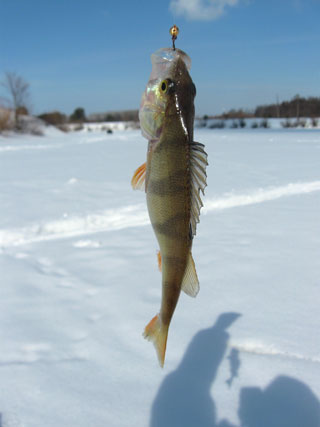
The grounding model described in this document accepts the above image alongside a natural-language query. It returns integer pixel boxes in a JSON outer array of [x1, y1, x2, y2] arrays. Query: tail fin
[[143, 314, 169, 368]]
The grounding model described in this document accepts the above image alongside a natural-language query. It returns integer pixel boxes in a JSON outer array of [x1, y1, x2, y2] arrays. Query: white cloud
[[170, 0, 239, 21]]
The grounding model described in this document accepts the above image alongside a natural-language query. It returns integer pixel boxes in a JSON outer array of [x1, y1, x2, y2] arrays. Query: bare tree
[[1, 72, 30, 129]]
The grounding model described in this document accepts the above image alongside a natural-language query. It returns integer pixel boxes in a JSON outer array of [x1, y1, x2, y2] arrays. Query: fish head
[[139, 48, 196, 142]]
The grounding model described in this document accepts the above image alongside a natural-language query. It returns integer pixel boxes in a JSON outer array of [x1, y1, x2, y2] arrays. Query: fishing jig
[[169, 25, 179, 50]]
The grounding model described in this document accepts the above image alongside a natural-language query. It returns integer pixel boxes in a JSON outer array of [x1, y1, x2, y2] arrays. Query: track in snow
[[1, 181, 320, 248], [230, 339, 320, 364]]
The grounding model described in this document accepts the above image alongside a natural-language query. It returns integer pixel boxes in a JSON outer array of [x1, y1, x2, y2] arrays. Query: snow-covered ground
[[0, 127, 319, 427]]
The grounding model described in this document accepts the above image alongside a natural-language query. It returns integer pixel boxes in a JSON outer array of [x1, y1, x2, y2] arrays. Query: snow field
[[0, 127, 319, 426]]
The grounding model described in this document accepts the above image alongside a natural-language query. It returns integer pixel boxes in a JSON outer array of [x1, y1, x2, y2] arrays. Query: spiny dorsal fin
[[131, 162, 146, 191], [181, 251, 199, 297], [189, 141, 208, 238]]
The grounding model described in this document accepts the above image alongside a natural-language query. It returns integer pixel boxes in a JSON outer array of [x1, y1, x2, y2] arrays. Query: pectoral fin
[[131, 162, 146, 190], [181, 251, 199, 297]]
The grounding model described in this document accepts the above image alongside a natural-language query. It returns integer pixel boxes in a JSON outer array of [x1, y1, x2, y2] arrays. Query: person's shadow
[[239, 376, 320, 427], [150, 313, 320, 427], [150, 312, 241, 427]]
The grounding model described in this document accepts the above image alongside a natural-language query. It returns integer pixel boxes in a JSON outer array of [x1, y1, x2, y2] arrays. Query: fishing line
[[169, 2, 179, 50]]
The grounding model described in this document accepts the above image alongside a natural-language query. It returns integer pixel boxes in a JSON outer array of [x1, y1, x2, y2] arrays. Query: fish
[[131, 47, 208, 367]]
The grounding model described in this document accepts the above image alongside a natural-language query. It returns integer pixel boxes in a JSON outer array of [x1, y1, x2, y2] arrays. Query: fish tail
[[143, 314, 168, 368]]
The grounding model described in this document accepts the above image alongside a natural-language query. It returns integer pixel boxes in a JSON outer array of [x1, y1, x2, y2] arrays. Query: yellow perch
[[131, 46, 207, 367]]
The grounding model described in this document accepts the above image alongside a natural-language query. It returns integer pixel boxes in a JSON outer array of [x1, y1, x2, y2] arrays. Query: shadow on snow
[[150, 312, 240, 427], [239, 376, 320, 427], [150, 312, 320, 427]]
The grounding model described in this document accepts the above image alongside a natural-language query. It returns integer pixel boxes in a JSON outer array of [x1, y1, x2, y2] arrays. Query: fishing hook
[[169, 25, 179, 51]]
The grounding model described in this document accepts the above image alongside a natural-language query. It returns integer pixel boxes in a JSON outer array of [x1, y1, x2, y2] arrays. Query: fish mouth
[[150, 48, 192, 73], [139, 47, 195, 142]]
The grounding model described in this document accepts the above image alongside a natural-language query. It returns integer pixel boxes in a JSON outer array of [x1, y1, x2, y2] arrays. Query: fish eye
[[160, 80, 168, 93], [160, 79, 175, 94]]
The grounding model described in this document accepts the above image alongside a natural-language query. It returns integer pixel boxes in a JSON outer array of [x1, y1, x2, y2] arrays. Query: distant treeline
[[214, 96, 320, 119], [37, 96, 320, 128], [38, 108, 139, 126], [255, 96, 320, 118], [89, 110, 139, 122]]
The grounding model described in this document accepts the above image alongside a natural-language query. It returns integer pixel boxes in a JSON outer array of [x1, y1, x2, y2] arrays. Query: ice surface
[[0, 127, 319, 426]]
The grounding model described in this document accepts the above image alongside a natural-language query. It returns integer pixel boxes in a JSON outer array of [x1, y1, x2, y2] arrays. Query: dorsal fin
[[189, 141, 208, 238]]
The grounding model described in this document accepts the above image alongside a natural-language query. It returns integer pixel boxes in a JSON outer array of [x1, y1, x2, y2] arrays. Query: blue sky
[[1, 0, 320, 116]]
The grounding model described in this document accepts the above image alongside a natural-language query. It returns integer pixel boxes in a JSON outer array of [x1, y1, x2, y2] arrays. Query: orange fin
[[143, 314, 169, 368], [131, 162, 146, 191], [157, 250, 162, 272]]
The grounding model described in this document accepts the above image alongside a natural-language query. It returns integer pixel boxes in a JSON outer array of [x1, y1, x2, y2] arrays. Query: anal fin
[[181, 251, 199, 297]]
